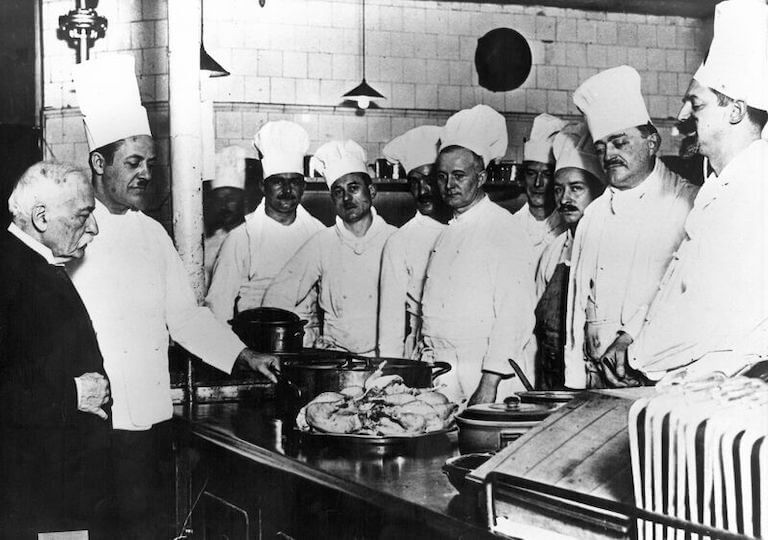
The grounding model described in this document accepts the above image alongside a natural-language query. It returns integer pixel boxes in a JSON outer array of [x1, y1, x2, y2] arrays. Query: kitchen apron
[[533, 262, 569, 390], [584, 294, 621, 389], [419, 336, 524, 407]]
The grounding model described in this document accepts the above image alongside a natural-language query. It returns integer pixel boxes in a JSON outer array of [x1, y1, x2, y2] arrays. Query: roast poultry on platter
[[296, 374, 458, 436]]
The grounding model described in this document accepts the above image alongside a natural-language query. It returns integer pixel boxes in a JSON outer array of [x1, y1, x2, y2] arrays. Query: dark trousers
[[110, 421, 174, 540]]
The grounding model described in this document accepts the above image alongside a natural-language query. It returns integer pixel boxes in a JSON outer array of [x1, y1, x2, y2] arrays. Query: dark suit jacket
[[0, 230, 112, 538]]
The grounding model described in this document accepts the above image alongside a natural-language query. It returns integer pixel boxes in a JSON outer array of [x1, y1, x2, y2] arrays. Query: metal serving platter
[[298, 427, 456, 457]]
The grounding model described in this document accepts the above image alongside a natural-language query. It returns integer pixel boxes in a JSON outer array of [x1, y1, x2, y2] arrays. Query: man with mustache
[[378, 126, 451, 358], [203, 146, 247, 286], [0, 162, 111, 538], [563, 66, 699, 389], [263, 140, 396, 355], [513, 114, 569, 269], [206, 121, 324, 343], [533, 124, 606, 390], [419, 105, 536, 405], [69, 55, 279, 538], [629, 0, 768, 382]]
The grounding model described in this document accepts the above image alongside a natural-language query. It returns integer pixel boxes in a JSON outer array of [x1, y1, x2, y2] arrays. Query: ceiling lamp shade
[[200, 44, 229, 77], [342, 0, 385, 109]]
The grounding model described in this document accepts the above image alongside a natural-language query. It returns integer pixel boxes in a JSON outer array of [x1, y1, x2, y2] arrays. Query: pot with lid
[[455, 396, 557, 454], [229, 307, 307, 354]]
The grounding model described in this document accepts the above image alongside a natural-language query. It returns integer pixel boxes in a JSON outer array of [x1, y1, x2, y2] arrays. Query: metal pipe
[[168, 0, 205, 303]]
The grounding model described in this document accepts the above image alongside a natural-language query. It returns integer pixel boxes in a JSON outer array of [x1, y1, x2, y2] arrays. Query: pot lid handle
[[503, 394, 522, 409]]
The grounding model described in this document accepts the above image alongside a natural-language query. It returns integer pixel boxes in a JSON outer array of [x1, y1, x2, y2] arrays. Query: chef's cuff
[[73, 377, 83, 409]]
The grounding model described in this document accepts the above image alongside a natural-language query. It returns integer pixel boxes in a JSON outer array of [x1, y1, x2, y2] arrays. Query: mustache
[[558, 204, 579, 213], [676, 116, 697, 137], [276, 193, 297, 200], [417, 194, 434, 204], [604, 157, 626, 168]]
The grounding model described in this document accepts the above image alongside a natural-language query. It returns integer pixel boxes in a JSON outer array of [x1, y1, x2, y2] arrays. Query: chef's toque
[[253, 121, 310, 179], [439, 104, 508, 168], [573, 65, 651, 142], [213, 146, 247, 190], [694, 0, 768, 111], [553, 122, 607, 184], [382, 125, 442, 175], [523, 114, 567, 164], [310, 140, 369, 188], [73, 54, 152, 151]]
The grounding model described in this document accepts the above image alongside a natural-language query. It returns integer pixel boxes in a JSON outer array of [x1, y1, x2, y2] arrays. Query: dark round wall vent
[[475, 28, 533, 92]]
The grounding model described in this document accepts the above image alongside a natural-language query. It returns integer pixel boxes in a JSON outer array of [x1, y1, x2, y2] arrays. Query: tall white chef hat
[[573, 65, 651, 142], [439, 104, 508, 168], [382, 125, 442, 175], [523, 114, 568, 164], [253, 121, 310, 179], [694, 0, 768, 111], [310, 140, 369, 188], [553, 122, 606, 184], [73, 54, 152, 151], [213, 146, 247, 190]]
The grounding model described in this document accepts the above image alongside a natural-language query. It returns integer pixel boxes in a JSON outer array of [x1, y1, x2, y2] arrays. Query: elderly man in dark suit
[[0, 161, 111, 538]]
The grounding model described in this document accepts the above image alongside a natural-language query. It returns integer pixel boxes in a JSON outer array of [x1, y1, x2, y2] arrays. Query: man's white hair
[[8, 161, 87, 224]]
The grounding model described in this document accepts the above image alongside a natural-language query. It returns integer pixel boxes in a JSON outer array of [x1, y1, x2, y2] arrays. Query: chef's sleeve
[[162, 235, 245, 375], [378, 236, 409, 357], [205, 228, 249, 324], [262, 234, 323, 312]]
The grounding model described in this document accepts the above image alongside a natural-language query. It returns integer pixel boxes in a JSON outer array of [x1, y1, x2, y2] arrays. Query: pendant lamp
[[200, 1, 229, 77], [342, 0, 385, 109]]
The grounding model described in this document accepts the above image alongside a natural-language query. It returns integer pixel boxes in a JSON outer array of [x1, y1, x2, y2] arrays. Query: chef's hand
[[76, 372, 110, 420], [600, 332, 642, 388], [468, 372, 502, 406], [235, 348, 279, 383]]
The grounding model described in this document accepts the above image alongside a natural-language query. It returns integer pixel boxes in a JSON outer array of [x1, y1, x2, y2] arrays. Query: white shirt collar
[[7, 222, 63, 266], [607, 159, 661, 214], [449, 194, 491, 225]]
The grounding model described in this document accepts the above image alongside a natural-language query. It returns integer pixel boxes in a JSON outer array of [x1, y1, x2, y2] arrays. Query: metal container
[[229, 307, 307, 354], [281, 356, 451, 406], [455, 397, 557, 454]]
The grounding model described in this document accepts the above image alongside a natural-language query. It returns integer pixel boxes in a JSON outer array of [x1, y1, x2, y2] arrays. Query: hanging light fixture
[[342, 0, 385, 109], [200, 0, 229, 77]]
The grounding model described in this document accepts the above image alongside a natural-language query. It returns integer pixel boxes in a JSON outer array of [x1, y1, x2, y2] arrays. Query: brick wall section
[[41, 0, 711, 223]]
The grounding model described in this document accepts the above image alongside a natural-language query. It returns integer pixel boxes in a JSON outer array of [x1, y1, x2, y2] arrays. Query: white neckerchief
[[607, 159, 661, 215], [334, 206, 386, 255]]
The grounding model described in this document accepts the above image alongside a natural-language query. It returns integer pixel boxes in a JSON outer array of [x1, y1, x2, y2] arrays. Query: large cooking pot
[[455, 396, 557, 454], [281, 356, 452, 406], [229, 307, 307, 354]]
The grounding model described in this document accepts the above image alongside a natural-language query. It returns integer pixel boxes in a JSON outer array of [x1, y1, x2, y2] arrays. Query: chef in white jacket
[[564, 66, 699, 389], [419, 105, 536, 406], [630, 0, 768, 382], [263, 140, 396, 355], [512, 113, 568, 269], [378, 126, 450, 358], [69, 55, 278, 538], [206, 121, 325, 342]]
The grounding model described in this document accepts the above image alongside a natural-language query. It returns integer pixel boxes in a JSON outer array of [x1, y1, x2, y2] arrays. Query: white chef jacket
[[631, 140, 768, 379], [535, 229, 573, 299], [564, 160, 698, 388], [262, 208, 396, 355], [510, 202, 567, 273], [203, 227, 228, 288], [378, 212, 445, 358], [68, 201, 246, 430], [419, 196, 536, 402], [205, 202, 324, 327]]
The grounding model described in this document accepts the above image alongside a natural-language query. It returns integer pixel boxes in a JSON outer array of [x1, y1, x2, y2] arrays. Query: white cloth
[[262, 208, 396, 355], [631, 140, 768, 379], [382, 125, 441, 175], [573, 66, 651, 142], [310, 140, 368, 188], [535, 229, 573, 300], [564, 160, 698, 388], [439, 105, 508, 167], [212, 146, 246, 190], [68, 201, 246, 430], [204, 227, 229, 287], [206, 202, 324, 335], [419, 196, 536, 403], [523, 114, 567, 164], [253, 121, 310, 178], [378, 213, 445, 358], [510, 202, 567, 273], [73, 54, 151, 150], [694, 0, 768, 111]]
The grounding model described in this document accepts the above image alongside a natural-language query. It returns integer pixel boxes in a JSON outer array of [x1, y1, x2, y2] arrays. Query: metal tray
[[298, 427, 456, 457]]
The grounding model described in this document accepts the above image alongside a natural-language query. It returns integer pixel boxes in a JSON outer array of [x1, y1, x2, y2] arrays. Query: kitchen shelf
[[304, 181, 522, 193]]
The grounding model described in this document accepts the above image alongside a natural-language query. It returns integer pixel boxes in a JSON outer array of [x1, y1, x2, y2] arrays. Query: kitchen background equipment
[[515, 390, 581, 406], [455, 396, 557, 454], [443, 453, 493, 494], [229, 307, 307, 354], [474, 27, 532, 92], [281, 356, 452, 406], [299, 427, 455, 458]]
